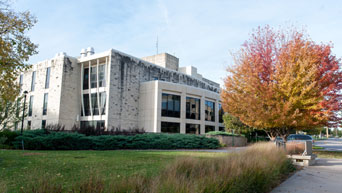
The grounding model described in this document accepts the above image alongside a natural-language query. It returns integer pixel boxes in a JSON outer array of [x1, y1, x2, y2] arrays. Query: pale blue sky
[[13, 0, 342, 85]]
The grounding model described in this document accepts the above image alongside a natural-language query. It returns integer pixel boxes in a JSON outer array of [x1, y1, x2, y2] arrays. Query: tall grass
[[20, 143, 294, 193]]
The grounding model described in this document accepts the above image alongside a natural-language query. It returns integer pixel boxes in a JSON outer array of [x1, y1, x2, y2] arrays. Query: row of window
[[83, 64, 106, 90], [160, 122, 225, 134], [20, 67, 51, 92], [25, 119, 46, 130], [28, 93, 49, 117], [81, 92, 106, 116], [161, 93, 224, 122]]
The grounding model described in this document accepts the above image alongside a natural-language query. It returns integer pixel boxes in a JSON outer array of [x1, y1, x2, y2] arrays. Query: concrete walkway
[[272, 158, 342, 193]]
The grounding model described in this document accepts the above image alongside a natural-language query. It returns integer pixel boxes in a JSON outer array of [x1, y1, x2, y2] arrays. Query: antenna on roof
[[156, 36, 159, 55]]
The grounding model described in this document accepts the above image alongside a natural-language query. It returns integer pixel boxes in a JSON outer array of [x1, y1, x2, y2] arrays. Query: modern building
[[18, 48, 225, 134]]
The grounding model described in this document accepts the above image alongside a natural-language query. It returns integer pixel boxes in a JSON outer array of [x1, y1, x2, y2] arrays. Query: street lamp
[[20, 91, 28, 150]]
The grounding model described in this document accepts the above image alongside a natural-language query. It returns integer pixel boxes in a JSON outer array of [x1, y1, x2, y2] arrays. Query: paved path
[[271, 158, 342, 193], [315, 138, 342, 151]]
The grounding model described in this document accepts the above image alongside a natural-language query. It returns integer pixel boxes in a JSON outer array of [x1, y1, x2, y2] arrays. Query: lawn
[[0, 150, 226, 192], [314, 151, 342, 159]]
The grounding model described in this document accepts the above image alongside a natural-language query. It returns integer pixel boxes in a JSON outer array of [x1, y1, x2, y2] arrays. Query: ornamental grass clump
[[22, 142, 294, 193]]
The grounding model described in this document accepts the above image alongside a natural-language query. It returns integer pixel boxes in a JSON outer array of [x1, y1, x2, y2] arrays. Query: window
[[43, 93, 48, 115], [219, 127, 225, 132], [83, 94, 91, 116], [42, 120, 46, 129], [27, 121, 31, 130], [81, 120, 105, 129], [91, 93, 99, 115], [45, 67, 51, 89], [91, 66, 97, 88], [205, 101, 215, 122], [205, 125, 215, 133], [28, 96, 34, 116], [83, 68, 89, 90], [219, 104, 224, 123], [161, 122, 180, 133], [186, 124, 200, 134], [19, 74, 23, 92], [31, 71, 36, 91], [186, 97, 200, 120], [98, 64, 106, 87], [161, 93, 181, 118], [100, 92, 106, 115]]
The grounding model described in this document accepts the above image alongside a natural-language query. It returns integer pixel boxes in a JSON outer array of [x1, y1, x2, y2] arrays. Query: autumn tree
[[221, 26, 342, 141], [0, 1, 37, 129]]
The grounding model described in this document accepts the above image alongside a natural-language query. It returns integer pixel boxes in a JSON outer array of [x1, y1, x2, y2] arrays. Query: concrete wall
[[139, 80, 224, 133], [142, 53, 179, 71], [20, 56, 66, 129]]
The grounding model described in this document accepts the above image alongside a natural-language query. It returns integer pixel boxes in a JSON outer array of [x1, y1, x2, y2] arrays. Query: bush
[[0, 129, 19, 149], [13, 130, 220, 150], [206, 131, 244, 137]]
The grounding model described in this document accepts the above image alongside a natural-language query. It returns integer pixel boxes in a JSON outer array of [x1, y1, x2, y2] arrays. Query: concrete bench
[[287, 154, 317, 166]]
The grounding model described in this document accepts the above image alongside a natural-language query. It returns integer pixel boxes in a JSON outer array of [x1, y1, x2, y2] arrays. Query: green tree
[[223, 113, 251, 134], [0, 1, 37, 129]]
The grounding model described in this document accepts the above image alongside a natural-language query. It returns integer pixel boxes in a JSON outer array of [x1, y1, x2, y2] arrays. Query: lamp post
[[20, 91, 28, 150]]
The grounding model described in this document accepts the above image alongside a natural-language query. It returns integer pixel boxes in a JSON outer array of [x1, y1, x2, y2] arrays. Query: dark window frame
[[43, 93, 48, 115], [205, 101, 215, 122], [161, 93, 181, 118], [186, 97, 200, 120], [45, 67, 51, 89], [161, 122, 180, 133]]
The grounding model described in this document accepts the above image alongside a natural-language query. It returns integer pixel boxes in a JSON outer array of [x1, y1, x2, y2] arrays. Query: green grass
[[313, 145, 324, 149], [314, 151, 342, 159], [0, 149, 225, 192]]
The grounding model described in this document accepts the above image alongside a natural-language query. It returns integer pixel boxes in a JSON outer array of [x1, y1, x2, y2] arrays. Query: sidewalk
[[271, 158, 342, 193]]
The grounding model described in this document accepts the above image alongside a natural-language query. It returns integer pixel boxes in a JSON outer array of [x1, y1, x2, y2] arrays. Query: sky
[[12, 0, 342, 86]]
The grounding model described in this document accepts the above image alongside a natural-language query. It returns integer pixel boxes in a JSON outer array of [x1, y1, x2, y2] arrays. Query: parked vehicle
[[287, 134, 314, 144]]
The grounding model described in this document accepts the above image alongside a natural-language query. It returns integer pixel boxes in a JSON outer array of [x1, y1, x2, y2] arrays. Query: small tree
[[0, 95, 26, 130], [221, 25, 342, 141], [223, 113, 251, 134]]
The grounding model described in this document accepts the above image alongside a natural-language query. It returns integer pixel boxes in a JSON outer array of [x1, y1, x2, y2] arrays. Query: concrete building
[[18, 48, 224, 134]]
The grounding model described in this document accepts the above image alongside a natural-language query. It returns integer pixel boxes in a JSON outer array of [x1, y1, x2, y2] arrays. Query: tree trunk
[[326, 127, 329, 138]]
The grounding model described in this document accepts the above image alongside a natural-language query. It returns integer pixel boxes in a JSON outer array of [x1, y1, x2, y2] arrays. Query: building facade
[[19, 48, 224, 134]]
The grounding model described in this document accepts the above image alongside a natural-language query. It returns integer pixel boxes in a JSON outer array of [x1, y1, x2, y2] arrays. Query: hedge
[[0, 129, 19, 149], [13, 130, 220, 150]]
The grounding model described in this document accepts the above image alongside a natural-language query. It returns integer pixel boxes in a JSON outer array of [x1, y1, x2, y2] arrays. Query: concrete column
[[180, 92, 186, 134], [200, 96, 206, 134], [215, 99, 219, 131]]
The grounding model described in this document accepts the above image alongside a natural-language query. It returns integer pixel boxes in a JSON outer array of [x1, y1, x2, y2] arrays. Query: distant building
[[18, 47, 224, 134]]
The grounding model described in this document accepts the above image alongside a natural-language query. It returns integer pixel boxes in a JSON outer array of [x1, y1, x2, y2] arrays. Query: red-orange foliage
[[221, 26, 342, 139]]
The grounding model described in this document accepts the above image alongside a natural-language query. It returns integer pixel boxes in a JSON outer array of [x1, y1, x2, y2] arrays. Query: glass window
[[100, 92, 106, 115], [91, 66, 97, 88], [205, 101, 215, 122], [98, 64, 106, 87], [186, 97, 200, 120], [28, 96, 34, 116], [31, 71, 36, 91], [205, 125, 215, 133], [219, 104, 224, 123], [219, 127, 225, 132], [27, 121, 31, 130], [83, 94, 91, 116], [19, 74, 23, 92], [42, 120, 46, 129], [161, 122, 180, 133], [91, 93, 99, 115], [186, 124, 200, 134], [81, 120, 105, 129], [83, 68, 89, 90], [45, 67, 51, 89], [43, 93, 48, 115], [161, 93, 181, 118]]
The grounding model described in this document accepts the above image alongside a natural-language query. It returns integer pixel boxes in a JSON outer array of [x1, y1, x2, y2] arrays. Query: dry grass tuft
[[21, 142, 294, 193]]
